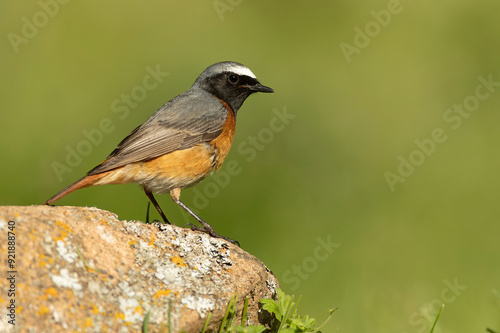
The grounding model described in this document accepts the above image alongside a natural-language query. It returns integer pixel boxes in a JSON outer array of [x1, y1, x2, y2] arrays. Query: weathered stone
[[0, 205, 278, 332]]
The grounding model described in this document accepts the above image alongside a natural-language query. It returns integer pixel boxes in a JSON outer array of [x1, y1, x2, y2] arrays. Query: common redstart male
[[45, 61, 273, 243]]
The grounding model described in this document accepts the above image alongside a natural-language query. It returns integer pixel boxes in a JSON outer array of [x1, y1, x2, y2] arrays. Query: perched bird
[[45, 61, 273, 243]]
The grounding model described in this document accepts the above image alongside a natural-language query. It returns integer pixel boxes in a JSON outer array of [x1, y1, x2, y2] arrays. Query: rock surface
[[0, 205, 278, 332]]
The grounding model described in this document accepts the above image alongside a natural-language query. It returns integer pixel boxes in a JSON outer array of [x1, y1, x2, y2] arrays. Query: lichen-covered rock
[[0, 205, 278, 332]]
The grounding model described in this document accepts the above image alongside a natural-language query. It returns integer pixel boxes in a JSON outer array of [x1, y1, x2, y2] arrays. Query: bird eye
[[228, 74, 239, 84]]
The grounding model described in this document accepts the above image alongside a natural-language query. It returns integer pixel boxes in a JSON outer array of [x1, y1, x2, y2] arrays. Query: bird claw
[[182, 223, 240, 246]]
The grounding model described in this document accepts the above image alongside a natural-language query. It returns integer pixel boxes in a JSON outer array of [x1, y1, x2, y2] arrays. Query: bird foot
[[183, 223, 240, 246]]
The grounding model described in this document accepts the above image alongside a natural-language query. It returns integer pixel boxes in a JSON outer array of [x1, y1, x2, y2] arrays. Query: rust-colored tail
[[44, 174, 104, 205]]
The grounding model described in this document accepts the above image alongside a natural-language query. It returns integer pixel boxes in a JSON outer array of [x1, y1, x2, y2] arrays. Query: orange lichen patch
[[39, 254, 54, 267], [53, 221, 72, 242], [171, 255, 187, 267], [84, 318, 93, 327], [56, 220, 72, 233], [134, 306, 144, 315], [54, 226, 69, 243], [128, 240, 137, 246], [29, 228, 38, 241], [153, 289, 171, 299], [44, 287, 58, 300], [115, 312, 125, 321], [36, 305, 50, 316], [148, 234, 156, 248], [91, 304, 100, 314], [100, 219, 108, 225]]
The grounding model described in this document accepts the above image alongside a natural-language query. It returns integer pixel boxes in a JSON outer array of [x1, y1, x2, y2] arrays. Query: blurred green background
[[1, 1, 500, 331]]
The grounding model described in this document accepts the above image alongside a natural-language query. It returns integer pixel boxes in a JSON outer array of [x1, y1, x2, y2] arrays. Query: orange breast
[[210, 103, 236, 170]]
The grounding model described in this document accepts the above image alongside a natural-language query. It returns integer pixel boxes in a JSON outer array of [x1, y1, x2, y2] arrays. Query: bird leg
[[144, 188, 170, 224], [170, 188, 239, 246]]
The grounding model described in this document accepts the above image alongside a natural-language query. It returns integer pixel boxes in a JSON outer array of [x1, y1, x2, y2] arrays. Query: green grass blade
[[429, 304, 444, 333], [241, 297, 249, 326], [219, 294, 237, 333], [278, 293, 294, 331], [142, 310, 151, 333], [291, 295, 301, 319], [201, 312, 212, 333]]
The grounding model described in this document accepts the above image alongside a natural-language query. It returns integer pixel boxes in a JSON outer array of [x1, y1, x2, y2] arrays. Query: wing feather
[[88, 90, 229, 175]]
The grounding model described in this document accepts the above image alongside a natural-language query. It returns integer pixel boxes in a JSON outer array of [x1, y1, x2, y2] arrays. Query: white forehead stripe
[[226, 64, 256, 79]]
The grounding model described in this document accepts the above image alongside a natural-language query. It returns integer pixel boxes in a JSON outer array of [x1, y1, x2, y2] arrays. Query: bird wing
[[87, 90, 229, 175]]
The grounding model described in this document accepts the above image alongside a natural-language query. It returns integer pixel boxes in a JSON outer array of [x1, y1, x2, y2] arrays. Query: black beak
[[246, 82, 274, 93]]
